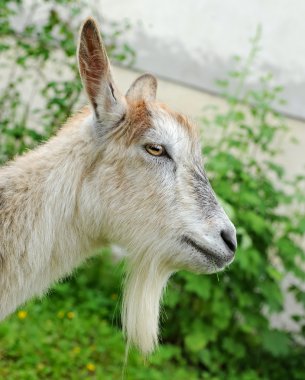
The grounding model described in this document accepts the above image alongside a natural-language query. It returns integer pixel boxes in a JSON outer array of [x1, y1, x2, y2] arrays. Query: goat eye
[[145, 144, 166, 157]]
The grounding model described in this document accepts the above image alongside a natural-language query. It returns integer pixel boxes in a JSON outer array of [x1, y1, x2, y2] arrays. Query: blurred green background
[[0, 1, 305, 379]]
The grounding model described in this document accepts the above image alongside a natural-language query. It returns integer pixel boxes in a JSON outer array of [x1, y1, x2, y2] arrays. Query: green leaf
[[184, 273, 211, 300], [185, 331, 208, 352], [261, 330, 290, 357]]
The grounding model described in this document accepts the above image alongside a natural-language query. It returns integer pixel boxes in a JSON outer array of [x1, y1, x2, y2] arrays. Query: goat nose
[[220, 229, 237, 253]]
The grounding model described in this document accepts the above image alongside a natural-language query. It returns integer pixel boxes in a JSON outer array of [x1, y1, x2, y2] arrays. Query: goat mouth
[[181, 235, 226, 268]]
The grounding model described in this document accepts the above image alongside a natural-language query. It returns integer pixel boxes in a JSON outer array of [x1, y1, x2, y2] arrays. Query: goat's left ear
[[78, 17, 126, 124], [126, 73, 157, 102]]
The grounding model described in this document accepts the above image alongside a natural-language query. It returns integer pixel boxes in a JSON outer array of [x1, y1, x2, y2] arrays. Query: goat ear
[[78, 17, 126, 123], [126, 73, 157, 102]]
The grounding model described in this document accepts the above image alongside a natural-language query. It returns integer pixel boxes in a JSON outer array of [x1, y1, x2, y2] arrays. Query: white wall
[[101, 0, 305, 120]]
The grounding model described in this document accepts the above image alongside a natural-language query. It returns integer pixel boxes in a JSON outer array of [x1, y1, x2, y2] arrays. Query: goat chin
[[122, 250, 173, 355]]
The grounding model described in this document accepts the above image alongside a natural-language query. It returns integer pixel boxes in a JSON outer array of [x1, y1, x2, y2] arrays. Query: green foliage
[[1, 5, 305, 380], [0, 0, 135, 163]]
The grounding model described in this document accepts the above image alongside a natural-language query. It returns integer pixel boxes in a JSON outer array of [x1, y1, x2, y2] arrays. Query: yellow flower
[[57, 310, 65, 319], [67, 311, 75, 319], [37, 363, 45, 371], [72, 346, 81, 354], [17, 310, 27, 320], [86, 362, 96, 372]]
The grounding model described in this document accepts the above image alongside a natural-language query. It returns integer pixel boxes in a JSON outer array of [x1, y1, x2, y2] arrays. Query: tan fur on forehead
[[112, 100, 152, 145], [114, 100, 198, 145], [158, 103, 199, 138]]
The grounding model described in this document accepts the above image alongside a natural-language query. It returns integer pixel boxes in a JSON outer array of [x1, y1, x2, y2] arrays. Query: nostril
[[220, 229, 237, 253]]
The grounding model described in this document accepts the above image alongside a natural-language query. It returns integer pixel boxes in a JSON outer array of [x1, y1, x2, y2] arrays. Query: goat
[[0, 17, 237, 355]]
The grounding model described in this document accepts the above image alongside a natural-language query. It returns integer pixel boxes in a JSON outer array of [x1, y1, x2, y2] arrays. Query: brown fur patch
[[109, 100, 199, 145], [110, 100, 152, 145]]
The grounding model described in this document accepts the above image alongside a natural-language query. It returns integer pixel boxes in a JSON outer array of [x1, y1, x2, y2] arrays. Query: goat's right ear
[[78, 17, 126, 125]]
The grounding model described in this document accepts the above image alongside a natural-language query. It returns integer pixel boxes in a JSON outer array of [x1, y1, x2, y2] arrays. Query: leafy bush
[[0, 0, 134, 163], [0, 4, 305, 379]]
